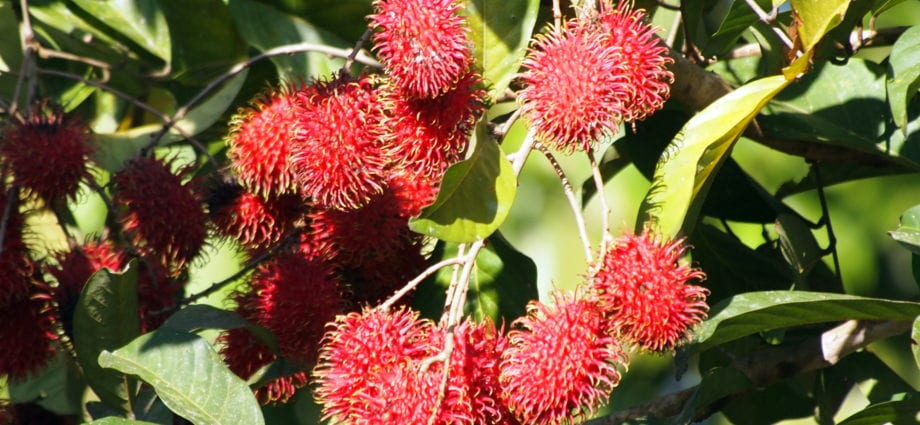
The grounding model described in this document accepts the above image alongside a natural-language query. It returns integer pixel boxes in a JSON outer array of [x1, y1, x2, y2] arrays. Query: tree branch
[[586, 319, 911, 424]]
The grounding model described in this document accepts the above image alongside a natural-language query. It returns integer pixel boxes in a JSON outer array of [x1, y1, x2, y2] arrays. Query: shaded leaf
[[889, 204, 920, 254], [704, 0, 771, 57], [720, 381, 815, 425], [463, 0, 540, 100], [73, 264, 140, 414], [8, 353, 85, 415], [637, 58, 805, 238], [229, 0, 347, 81], [675, 367, 752, 424], [836, 397, 920, 425], [414, 233, 538, 324], [690, 291, 920, 354], [85, 418, 160, 425], [775, 213, 824, 280], [888, 25, 920, 131], [158, 0, 247, 84], [912, 316, 920, 371], [790, 0, 850, 52], [410, 122, 517, 242], [98, 329, 264, 425], [161, 304, 278, 352], [71, 0, 171, 61]]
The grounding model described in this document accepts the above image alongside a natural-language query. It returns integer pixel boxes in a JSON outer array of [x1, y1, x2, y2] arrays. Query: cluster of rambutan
[[213, 0, 486, 404], [312, 229, 708, 425]]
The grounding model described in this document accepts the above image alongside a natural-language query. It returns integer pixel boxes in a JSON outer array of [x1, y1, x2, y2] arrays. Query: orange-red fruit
[[500, 292, 625, 425], [227, 86, 304, 197], [519, 2, 672, 151], [291, 75, 390, 211], [370, 0, 472, 98], [113, 157, 207, 275], [591, 229, 708, 352], [208, 182, 303, 251], [383, 73, 488, 177], [1, 108, 92, 203], [313, 308, 439, 424]]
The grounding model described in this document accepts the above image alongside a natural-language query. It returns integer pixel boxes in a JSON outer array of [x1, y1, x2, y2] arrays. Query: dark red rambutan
[[290, 74, 390, 211], [112, 157, 207, 275], [313, 307, 440, 423], [0, 107, 93, 203], [208, 182, 304, 251], [136, 260, 183, 332], [0, 290, 58, 381], [226, 85, 305, 197], [500, 292, 625, 425], [341, 238, 428, 307], [383, 72, 487, 177], [590, 229, 708, 352], [0, 188, 32, 308], [219, 319, 308, 404], [369, 0, 472, 98], [47, 240, 126, 337]]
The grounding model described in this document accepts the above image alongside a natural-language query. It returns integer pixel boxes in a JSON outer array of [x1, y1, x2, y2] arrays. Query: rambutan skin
[[0, 289, 58, 381], [370, 0, 472, 98], [47, 240, 126, 337], [0, 189, 32, 308], [226, 85, 305, 197], [500, 292, 625, 425], [112, 157, 207, 275], [208, 183, 303, 251], [290, 75, 390, 211], [383, 72, 487, 178], [0, 108, 93, 203], [590, 230, 709, 352]]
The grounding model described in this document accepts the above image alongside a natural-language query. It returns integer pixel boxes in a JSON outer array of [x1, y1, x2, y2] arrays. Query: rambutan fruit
[[290, 74, 390, 211], [500, 291, 625, 425], [369, 0, 472, 98], [0, 188, 32, 308], [207, 182, 304, 251], [0, 106, 92, 204], [112, 157, 207, 275], [382, 72, 487, 177], [0, 289, 58, 381], [590, 229, 708, 352], [136, 260, 182, 332], [47, 240, 126, 337], [226, 85, 305, 197]]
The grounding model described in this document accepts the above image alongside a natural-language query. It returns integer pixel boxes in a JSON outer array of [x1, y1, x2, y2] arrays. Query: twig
[[537, 143, 593, 263], [10, 0, 37, 117], [552, 0, 562, 28], [810, 160, 843, 291], [586, 319, 911, 424], [378, 257, 466, 312], [493, 106, 523, 140], [743, 0, 794, 50], [587, 147, 611, 267], [35, 46, 112, 82], [345, 28, 375, 72]]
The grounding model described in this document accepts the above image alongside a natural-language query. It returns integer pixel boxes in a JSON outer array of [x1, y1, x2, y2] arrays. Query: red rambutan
[[208, 183, 303, 251], [290, 75, 390, 211], [383, 73, 487, 177], [226, 85, 305, 197], [136, 260, 183, 332], [369, 0, 472, 98], [0, 290, 58, 381], [112, 157, 207, 275], [500, 292, 625, 425], [0, 188, 32, 308], [590, 229, 708, 352], [0, 107, 93, 203], [47, 240, 126, 337]]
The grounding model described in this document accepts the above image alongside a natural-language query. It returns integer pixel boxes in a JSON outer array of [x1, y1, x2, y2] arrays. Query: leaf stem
[[537, 143, 594, 263]]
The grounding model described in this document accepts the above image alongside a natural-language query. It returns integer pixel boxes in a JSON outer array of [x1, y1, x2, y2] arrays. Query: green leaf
[[912, 316, 920, 371], [70, 0, 171, 62], [8, 353, 85, 415], [775, 213, 825, 279], [675, 367, 753, 424], [0, 2, 23, 99], [161, 304, 278, 352], [158, 0, 247, 84], [85, 418, 160, 425], [836, 397, 920, 425], [888, 25, 920, 131], [98, 328, 264, 425], [410, 122, 517, 242], [463, 0, 540, 100], [791, 0, 850, 52], [73, 264, 140, 414], [704, 0, 771, 57], [889, 204, 920, 254], [690, 291, 920, 354], [872, 0, 908, 15], [413, 233, 538, 323], [637, 63, 801, 238], [229, 0, 347, 81]]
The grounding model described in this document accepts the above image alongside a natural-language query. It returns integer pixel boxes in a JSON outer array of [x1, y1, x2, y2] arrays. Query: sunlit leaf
[[887, 25, 920, 131], [790, 0, 850, 52], [690, 291, 920, 354], [912, 316, 920, 371], [84, 418, 160, 425], [410, 122, 517, 242], [836, 397, 920, 425], [463, 0, 540, 100], [98, 329, 264, 425], [73, 264, 140, 414], [889, 204, 920, 255], [70, 0, 171, 61]]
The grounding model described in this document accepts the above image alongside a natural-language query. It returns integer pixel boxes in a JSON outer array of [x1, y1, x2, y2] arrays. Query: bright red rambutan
[[112, 157, 207, 275], [208, 182, 303, 251], [290, 74, 390, 211], [226, 85, 305, 197], [313, 307, 441, 423], [500, 291, 625, 425], [0, 107, 93, 203], [369, 0, 472, 99], [590, 229, 708, 352], [519, 2, 672, 152], [598, 2, 673, 124], [0, 290, 58, 381], [383, 72, 487, 177], [0, 188, 32, 308]]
